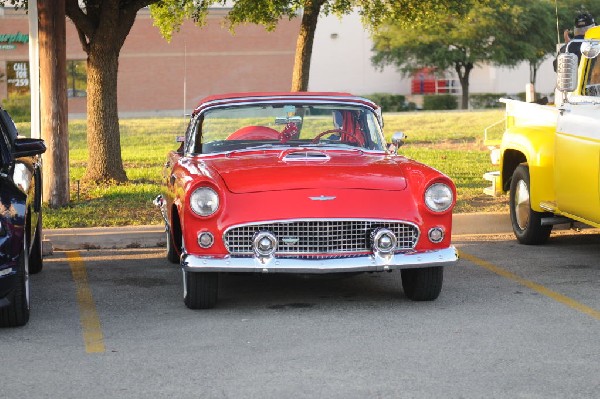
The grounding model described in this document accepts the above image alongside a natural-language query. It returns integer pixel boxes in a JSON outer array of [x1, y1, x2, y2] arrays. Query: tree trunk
[[83, 45, 127, 183], [291, 0, 324, 92], [38, 0, 69, 207], [455, 62, 473, 110], [529, 61, 538, 86], [65, 0, 137, 184]]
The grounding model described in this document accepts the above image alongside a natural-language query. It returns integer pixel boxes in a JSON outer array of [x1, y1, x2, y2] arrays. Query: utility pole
[[38, 0, 69, 207], [28, 0, 39, 139]]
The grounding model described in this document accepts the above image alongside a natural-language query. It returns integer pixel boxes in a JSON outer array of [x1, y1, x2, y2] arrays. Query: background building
[[0, 8, 557, 116], [309, 11, 557, 101]]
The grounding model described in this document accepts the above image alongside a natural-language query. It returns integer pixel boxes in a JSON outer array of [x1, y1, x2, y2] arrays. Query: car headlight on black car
[[190, 187, 219, 216], [424, 183, 453, 212]]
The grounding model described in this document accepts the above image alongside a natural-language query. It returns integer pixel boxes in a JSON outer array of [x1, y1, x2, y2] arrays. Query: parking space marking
[[66, 251, 106, 353], [459, 250, 600, 321]]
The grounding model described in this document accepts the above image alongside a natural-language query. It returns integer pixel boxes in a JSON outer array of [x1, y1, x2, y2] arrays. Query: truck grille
[[223, 219, 419, 256]]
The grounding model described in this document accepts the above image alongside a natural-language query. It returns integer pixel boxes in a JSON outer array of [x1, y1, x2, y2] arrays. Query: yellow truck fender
[[500, 124, 556, 212]]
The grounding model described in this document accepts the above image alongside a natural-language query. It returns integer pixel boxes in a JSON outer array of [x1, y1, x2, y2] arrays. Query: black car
[[0, 107, 46, 327]]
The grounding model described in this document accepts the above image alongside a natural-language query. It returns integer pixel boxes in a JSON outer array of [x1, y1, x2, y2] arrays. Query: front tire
[[166, 228, 180, 264], [0, 247, 30, 327], [401, 267, 443, 301], [183, 271, 218, 309], [509, 165, 552, 245]]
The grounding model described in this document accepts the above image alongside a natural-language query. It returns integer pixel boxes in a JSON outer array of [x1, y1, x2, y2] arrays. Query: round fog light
[[198, 232, 214, 248], [428, 227, 444, 243], [253, 231, 277, 257], [371, 228, 397, 254]]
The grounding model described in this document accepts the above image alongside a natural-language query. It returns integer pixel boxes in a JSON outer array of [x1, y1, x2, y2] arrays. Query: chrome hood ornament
[[309, 195, 336, 201]]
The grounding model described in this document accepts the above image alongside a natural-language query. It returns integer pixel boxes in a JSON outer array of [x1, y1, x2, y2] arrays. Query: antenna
[[555, 0, 560, 45]]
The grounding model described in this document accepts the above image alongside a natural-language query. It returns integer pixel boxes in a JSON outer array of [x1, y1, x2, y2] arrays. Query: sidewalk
[[43, 213, 516, 252]]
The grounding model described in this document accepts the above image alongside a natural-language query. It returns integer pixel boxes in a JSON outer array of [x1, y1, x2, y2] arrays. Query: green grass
[[16, 110, 507, 228]]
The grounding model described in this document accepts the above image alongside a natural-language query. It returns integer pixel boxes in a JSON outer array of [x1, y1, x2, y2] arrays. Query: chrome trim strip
[[181, 246, 458, 274], [223, 217, 420, 233], [196, 97, 378, 114]]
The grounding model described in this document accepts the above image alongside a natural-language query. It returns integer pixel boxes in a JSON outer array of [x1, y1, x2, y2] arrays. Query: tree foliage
[[372, 0, 600, 107], [150, 0, 468, 91], [372, 0, 551, 109]]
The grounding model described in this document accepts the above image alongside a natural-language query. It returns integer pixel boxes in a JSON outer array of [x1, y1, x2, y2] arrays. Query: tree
[[151, 0, 468, 92], [372, 0, 534, 109], [494, 1, 555, 87], [557, 0, 600, 36], [507, 0, 600, 88], [0, 0, 219, 185], [39, 0, 70, 207], [64, 0, 162, 183]]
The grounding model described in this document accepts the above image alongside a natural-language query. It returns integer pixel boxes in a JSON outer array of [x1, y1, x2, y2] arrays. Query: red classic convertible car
[[156, 92, 458, 309]]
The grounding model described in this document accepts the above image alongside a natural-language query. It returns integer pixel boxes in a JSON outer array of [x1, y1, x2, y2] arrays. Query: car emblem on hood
[[309, 195, 336, 201]]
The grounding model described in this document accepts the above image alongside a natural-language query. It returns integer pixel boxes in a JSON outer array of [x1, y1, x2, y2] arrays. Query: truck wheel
[[29, 213, 43, 275], [0, 246, 30, 327], [401, 267, 443, 301], [183, 271, 218, 309], [509, 165, 552, 245]]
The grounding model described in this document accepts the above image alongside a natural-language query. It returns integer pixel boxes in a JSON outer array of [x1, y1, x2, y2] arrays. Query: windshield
[[193, 103, 385, 154]]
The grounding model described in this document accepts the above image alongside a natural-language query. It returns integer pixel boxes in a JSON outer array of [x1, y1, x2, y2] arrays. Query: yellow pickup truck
[[484, 26, 600, 244]]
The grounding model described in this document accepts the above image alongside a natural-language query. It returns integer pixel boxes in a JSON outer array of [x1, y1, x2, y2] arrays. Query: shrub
[[512, 92, 551, 103], [365, 93, 408, 112], [469, 93, 506, 109], [2, 94, 31, 122], [422, 94, 458, 110]]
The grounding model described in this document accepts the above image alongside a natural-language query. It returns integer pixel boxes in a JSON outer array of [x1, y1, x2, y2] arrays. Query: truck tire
[[401, 266, 443, 301], [509, 165, 552, 245]]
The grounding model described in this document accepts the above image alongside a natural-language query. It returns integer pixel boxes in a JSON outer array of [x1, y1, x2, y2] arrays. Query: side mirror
[[388, 131, 407, 154], [14, 138, 46, 158], [556, 52, 579, 93], [581, 41, 600, 59], [392, 131, 406, 147]]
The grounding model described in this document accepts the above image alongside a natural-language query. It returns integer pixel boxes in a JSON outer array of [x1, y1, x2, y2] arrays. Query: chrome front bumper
[[181, 246, 458, 274]]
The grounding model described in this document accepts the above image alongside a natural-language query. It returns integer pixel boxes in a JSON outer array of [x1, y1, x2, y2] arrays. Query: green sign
[[0, 32, 29, 44]]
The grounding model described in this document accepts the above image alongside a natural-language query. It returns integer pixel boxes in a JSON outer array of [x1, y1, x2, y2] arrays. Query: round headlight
[[425, 183, 453, 212], [190, 187, 219, 216]]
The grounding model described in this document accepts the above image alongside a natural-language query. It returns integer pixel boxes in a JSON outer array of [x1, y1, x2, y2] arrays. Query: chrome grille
[[224, 219, 419, 256]]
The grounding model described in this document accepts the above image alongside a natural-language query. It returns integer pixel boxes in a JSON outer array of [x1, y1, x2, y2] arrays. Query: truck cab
[[484, 26, 600, 244]]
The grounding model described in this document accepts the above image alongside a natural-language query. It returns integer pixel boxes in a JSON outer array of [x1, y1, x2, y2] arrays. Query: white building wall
[[309, 11, 557, 97], [308, 12, 410, 95]]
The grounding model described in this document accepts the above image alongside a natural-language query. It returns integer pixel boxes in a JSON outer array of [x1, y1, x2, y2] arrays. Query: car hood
[[205, 149, 408, 193]]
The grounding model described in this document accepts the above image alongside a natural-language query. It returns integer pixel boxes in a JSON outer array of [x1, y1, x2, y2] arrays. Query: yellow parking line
[[66, 251, 106, 353], [459, 250, 600, 321]]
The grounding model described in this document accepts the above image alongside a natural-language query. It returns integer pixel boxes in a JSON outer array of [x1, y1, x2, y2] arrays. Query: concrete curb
[[43, 213, 515, 252], [44, 225, 166, 252]]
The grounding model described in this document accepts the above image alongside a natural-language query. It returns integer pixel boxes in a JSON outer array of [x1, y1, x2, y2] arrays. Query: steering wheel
[[311, 129, 359, 144]]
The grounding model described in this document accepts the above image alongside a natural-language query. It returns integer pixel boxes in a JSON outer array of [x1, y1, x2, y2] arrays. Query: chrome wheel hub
[[514, 180, 530, 230]]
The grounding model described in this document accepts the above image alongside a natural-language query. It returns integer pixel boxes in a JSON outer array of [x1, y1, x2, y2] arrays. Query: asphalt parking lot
[[1, 230, 599, 398]]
